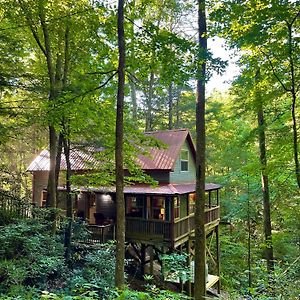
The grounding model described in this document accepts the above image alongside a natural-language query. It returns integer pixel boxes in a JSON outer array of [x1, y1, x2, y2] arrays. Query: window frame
[[188, 193, 196, 214], [174, 196, 180, 220], [180, 149, 189, 172]]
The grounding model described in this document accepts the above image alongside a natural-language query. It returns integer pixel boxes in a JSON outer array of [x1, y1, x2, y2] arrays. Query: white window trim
[[180, 149, 189, 172]]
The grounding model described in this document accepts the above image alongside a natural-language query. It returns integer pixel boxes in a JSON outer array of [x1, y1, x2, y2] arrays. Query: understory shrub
[[65, 242, 116, 299], [0, 219, 67, 293]]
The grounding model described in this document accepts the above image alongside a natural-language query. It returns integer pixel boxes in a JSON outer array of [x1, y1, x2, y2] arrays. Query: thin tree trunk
[[46, 126, 57, 208], [115, 0, 126, 289], [55, 133, 63, 195], [128, 2, 137, 123], [176, 89, 179, 129], [145, 72, 154, 131], [287, 22, 300, 189], [194, 0, 207, 299], [63, 135, 73, 266], [255, 70, 274, 273], [130, 79, 138, 122], [291, 92, 300, 188], [168, 82, 173, 130], [246, 174, 252, 288]]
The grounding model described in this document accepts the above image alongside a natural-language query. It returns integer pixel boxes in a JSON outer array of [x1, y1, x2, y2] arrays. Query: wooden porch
[[86, 205, 220, 245], [125, 205, 220, 247]]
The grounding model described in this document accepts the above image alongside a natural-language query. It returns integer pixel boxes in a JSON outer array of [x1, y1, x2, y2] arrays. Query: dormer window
[[180, 149, 189, 172]]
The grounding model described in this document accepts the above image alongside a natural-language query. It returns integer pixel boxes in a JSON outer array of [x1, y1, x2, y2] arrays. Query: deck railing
[[126, 205, 220, 242], [0, 193, 34, 218], [86, 224, 115, 243], [172, 205, 220, 240], [126, 218, 172, 240], [205, 205, 220, 224]]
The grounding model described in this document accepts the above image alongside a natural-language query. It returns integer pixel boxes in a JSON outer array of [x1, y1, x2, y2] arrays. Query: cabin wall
[[95, 193, 116, 221], [32, 171, 48, 206], [32, 171, 65, 206], [145, 171, 170, 183], [170, 141, 196, 183]]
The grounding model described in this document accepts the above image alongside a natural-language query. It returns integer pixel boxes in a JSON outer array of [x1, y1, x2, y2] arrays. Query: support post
[[141, 244, 146, 275], [187, 239, 192, 297], [179, 243, 184, 292], [149, 245, 154, 275], [216, 226, 221, 294]]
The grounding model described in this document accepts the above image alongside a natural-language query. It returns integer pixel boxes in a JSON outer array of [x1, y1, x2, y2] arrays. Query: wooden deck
[[87, 206, 220, 245], [126, 205, 220, 246]]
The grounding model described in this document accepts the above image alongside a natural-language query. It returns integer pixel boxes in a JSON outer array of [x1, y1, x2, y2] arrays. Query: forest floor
[[126, 269, 245, 300]]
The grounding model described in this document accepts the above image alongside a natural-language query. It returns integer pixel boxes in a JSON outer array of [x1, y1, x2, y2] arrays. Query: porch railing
[[126, 218, 172, 241], [86, 206, 220, 243], [0, 193, 34, 218], [205, 205, 220, 224], [86, 224, 115, 243], [126, 205, 220, 242]]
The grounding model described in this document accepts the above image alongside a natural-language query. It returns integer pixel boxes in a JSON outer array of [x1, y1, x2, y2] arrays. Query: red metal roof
[[27, 147, 99, 172], [27, 129, 195, 172], [136, 129, 195, 170], [76, 183, 222, 195]]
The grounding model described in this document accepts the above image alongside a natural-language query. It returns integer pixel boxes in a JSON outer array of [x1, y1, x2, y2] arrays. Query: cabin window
[[41, 190, 47, 207], [151, 196, 165, 220], [188, 193, 196, 214], [180, 149, 189, 172], [174, 197, 180, 219], [206, 190, 218, 207], [180, 195, 188, 218], [126, 195, 144, 218], [165, 198, 171, 221]]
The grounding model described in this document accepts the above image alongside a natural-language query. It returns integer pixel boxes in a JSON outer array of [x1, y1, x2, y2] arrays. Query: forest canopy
[[0, 0, 299, 299]]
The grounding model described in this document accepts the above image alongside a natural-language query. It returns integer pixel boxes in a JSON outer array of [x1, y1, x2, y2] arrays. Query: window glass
[[126, 195, 144, 218], [180, 149, 189, 171], [152, 196, 165, 220], [41, 190, 47, 207], [174, 197, 180, 219], [180, 195, 188, 218], [188, 193, 196, 214], [165, 198, 171, 221]]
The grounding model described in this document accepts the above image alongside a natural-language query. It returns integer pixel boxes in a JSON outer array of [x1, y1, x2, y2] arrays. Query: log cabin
[[27, 128, 221, 293]]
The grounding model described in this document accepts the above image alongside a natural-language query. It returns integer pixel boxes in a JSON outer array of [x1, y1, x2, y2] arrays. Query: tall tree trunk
[[255, 70, 274, 273], [287, 22, 300, 189], [145, 72, 154, 131], [115, 0, 126, 289], [128, 1, 137, 123], [55, 133, 63, 194], [46, 126, 57, 209], [194, 0, 207, 299], [130, 79, 138, 122], [176, 89, 179, 129], [20, 1, 71, 212], [291, 92, 300, 188], [63, 135, 73, 266], [168, 82, 173, 129]]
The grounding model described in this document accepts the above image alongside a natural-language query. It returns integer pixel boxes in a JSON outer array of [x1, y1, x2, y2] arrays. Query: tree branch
[[124, 16, 152, 36], [38, 0, 55, 86], [86, 69, 117, 75], [50, 71, 118, 110], [18, 0, 47, 56], [63, 23, 70, 87], [259, 48, 291, 92]]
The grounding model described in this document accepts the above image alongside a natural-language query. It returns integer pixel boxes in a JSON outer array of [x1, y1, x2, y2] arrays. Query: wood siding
[[145, 171, 170, 183], [170, 141, 196, 183]]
